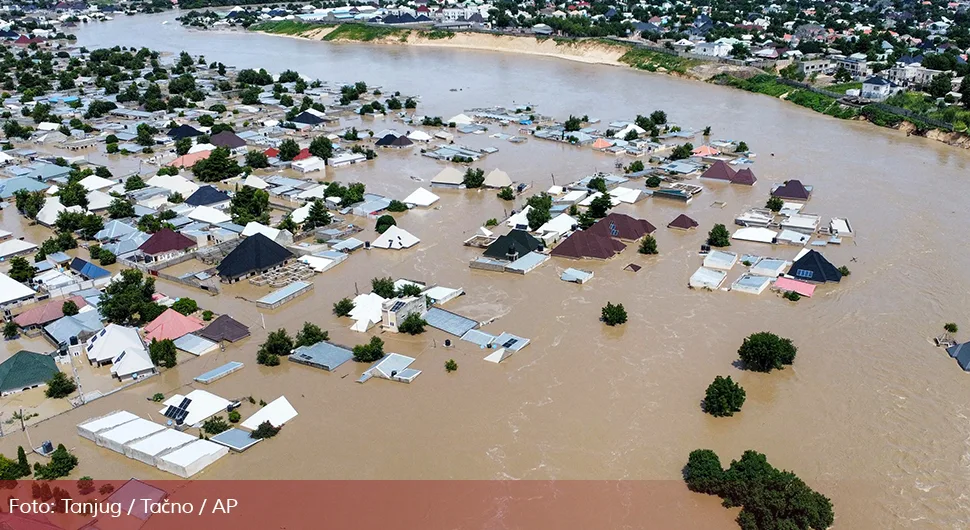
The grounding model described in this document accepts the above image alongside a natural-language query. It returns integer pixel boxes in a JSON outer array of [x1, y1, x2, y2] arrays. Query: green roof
[[0, 351, 59, 394]]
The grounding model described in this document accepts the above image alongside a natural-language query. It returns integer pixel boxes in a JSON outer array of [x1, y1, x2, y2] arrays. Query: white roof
[[159, 389, 232, 427], [537, 213, 578, 236], [406, 130, 432, 141], [0, 272, 36, 306], [37, 121, 59, 131], [402, 187, 439, 207], [829, 217, 853, 235], [37, 196, 83, 226], [615, 123, 646, 137], [241, 396, 298, 430], [291, 202, 311, 224], [110, 346, 154, 378], [100, 418, 165, 445], [608, 186, 643, 204], [77, 410, 138, 435], [157, 438, 227, 468], [298, 255, 334, 272], [578, 191, 619, 207], [506, 205, 532, 228], [188, 205, 232, 225], [79, 174, 115, 191], [241, 221, 286, 241], [126, 428, 196, 458], [689, 267, 727, 289], [431, 166, 464, 185], [703, 250, 739, 270], [349, 292, 385, 330], [547, 185, 564, 195], [0, 152, 13, 164], [776, 229, 809, 245], [372, 225, 419, 249], [242, 174, 269, 189], [189, 143, 216, 154], [447, 113, 474, 125], [732, 227, 777, 243], [0, 239, 37, 259], [87, 189, 114, 211], [559, 190, 588, 203], [292, 156, 325, 170], [86, 324, 146, 364], [296, 184, 327, 200], [146, 174, 199, 197], [483, 168, 512, 188]]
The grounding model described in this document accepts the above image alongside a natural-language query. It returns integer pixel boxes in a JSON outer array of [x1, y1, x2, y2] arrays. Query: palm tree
[[939, 322, 959, 346], [703, 126, 711, 136]]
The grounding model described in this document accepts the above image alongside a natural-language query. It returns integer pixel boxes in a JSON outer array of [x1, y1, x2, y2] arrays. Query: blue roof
[[493, 332, 530, 352], [94, 220, 137, 241], [257, 281, 312, 305], [460, 329, 496, 347], [195, 361, 244, 384], [0, 176, 48, 199], [44, 310, 103, 345], [288, 341, 354, 371], [210, 428, 260, 451], [425, 307, 478, 337], [70, 257, 111, 280]]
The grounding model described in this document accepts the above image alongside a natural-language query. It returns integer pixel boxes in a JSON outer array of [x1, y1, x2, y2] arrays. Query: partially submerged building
[[217, 233, 294, 282]]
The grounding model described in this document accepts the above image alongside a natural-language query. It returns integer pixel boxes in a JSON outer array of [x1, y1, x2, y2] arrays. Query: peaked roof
[[14, 296, 88, 327], [772, 179, 811, 200], [483, 168, 512, 188], [69, 257, 111, 280], [732, 167, 757, 185], [586, 213, 656, 241], [185, 185, 230, 206], [483, 229, 543, 259], [167, 124, 204, 140], [291, 111, 324, 125], [209, 131, 246, 149], [198, 314, 251, 343], [372, 225, 420, 249], [86, 324, 146, 364], [789, 249, 842, 283], [139, 228, 197, 255], [143, 308, 204, 342], [0, 351, 58, 394], [551, 230, 626, 260], [947, 342, 970, 371], [700, 160, 736, 181], [431, 167, 464, 185], [668, 213, 699, 230], [217, 233, 293, 279]]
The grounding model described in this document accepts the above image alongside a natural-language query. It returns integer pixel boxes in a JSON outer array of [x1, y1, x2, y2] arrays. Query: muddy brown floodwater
[[0, 13, 968, 529]]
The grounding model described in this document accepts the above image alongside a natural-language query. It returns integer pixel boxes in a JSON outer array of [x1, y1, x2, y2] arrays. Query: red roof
[[264, 147, 280, 158], [551, 230, 626, 260], [586, 213, 656, 241], [732, 168, 757, 185], [14, 296, 88, 327], [667, 214, 699, 230], [292, 148, 311, 161], [143, 308, 204, 342], [700, 160, 736, 181], [139, 228, 197, 255]]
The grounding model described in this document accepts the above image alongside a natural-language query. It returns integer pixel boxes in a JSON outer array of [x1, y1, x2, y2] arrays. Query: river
[[3, 12, 969, 529]]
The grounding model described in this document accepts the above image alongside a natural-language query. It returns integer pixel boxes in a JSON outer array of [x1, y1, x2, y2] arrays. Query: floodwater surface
[[1, 13, 968, 529]]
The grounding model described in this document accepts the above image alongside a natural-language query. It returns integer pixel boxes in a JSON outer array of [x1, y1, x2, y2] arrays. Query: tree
[[735, 141, 749, 153], [397, 313, 427, 335], [3, 321, 18, 340], [834, 66, 852, 83], [193, 146, 242, 182], [277, 139, 300, 161], [564, 115, 582, 132], [245, 150, 269, 169], [386, 200, 408, 213], [175, 137, 192, 156], [295, 322, 328, 347], [333, 298, 355, 317], [32, 444, 77, 480], [303, 199, 331, 230], [684, 449, 725, 494], [737, 332, 797, 372], [707, 224, 731, 247], [638, 235, 658, 255], [230, 185, 270, 225], [645, 175, 662, 188], [445, 359, 458, 373], [135, 123, 158, 147], [352, 336, 384, 363], [58, 181, 89, 209], [730, 42, 749, 59], [171, 298, 198, 316], [250, 420, 281, 439], [375, 214, 396, 234], [704, 376, 746, 417], [462, 168, 485, 188], [277, 214, 298, 233], [588, 194, 612, 218], [396, 283, 423, 298], [62, 300, 79, 316], [371, 277, 396, 298], [124, 175, 146, 191], [98, 269, 157, 325], [77, 477, 95, 495], [14, 190, 45, 219], [257, 329, 293, 366], [670, 142, 693, 160], [944, 322, 959, 335], [228, 410, 241, 423], [961, 76, 970, 110], [765, 196, 783, 212], [308, 136, 333, 161], [149, 338, 178, 368], [526, 205, 551, 231], [79, 214, 104, 240], [17, 446, 30, 478], [45, 372, 77, 399], [649, 110, 667, 125], [54, 210, 85, 234], [601, 302, 627, 326], [702, 126, 712, 136], [8, 256, 37, 283], [202, 416, 230, 435], [625, 160, 644, 174], [838, 265, 851, 277], [928, 73, 952, 99]]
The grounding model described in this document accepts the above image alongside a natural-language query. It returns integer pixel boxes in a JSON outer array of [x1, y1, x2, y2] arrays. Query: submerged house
[[551, 230, 626, 260], [482, 229, 543, 261], [699, 160, 756, 185], [217, 233, 294, 282], [138, 228, 197, 264], [788, 249, 842, 283], [947, 342, 970, 371], [586, 213, 656, 241], [771, 179, 812, 201], [668, 213, 699, 230], [0, 350, 60, 397]]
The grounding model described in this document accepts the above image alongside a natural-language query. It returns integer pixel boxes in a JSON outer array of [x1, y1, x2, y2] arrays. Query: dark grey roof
[[198, 314, 250, 342], [288, 341, 354, 371], [185, 185, 230, 206], [217, 233, 293, 279], [167, 124, 203, 140], [947, 342, 970, 371], [483, 229, 543, 259], [291, 111, 324, 125], [209, 131, 246, 149], [789, 250, 842, 283]]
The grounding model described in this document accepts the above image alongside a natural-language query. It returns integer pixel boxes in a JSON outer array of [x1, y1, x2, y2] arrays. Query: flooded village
[[0, 7, 969, 530]]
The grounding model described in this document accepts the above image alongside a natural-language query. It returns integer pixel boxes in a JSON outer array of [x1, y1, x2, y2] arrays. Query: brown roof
[[551, 230, 626, 260], [732, 168, 757, 185], [139, 228, 196, 255], [13, 296, 88, 327], [771, 179, 811, 200], [586, 213, 656, 241], [667, 214, 699, 230], [700, 160, 735, 181]]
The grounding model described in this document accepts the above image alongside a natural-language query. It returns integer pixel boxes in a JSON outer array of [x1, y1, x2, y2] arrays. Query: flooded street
[[2, 13, 969, 529]]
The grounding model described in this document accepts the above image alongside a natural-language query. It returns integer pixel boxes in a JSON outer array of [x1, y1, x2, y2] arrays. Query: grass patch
[[251, 21, 320, 35], [321, 23, 406, 42], [825, 81, 862, 94], [714, 74, 858, 119], [425, 29, 455, 40], [618, 47, 699, 75]]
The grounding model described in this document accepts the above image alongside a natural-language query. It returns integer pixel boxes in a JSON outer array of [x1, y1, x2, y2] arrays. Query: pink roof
[[167, 150, 211, 169], [14, 296, 88, 327], [692, 145, 720, 157], [143, 308, 204, 342], [774, 277, 816, 297], [591, 138, 613, 149]]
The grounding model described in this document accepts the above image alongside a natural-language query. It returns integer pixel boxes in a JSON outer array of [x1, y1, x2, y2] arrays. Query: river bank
[[253, 21, 970, 150]]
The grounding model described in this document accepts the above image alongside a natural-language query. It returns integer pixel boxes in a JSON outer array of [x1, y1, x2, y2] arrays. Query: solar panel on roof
[[502, 338, 518, 348], [390, 301, 406, 312], [609, 222, 619, 237], [179, 398, 191, 409], [163, 406, 178, 419]]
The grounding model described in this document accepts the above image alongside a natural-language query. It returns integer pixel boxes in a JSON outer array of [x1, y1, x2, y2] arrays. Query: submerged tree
[[737, 332, 797, 372], [601, 302, 628, 326], [703, 376, 746, 417]]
